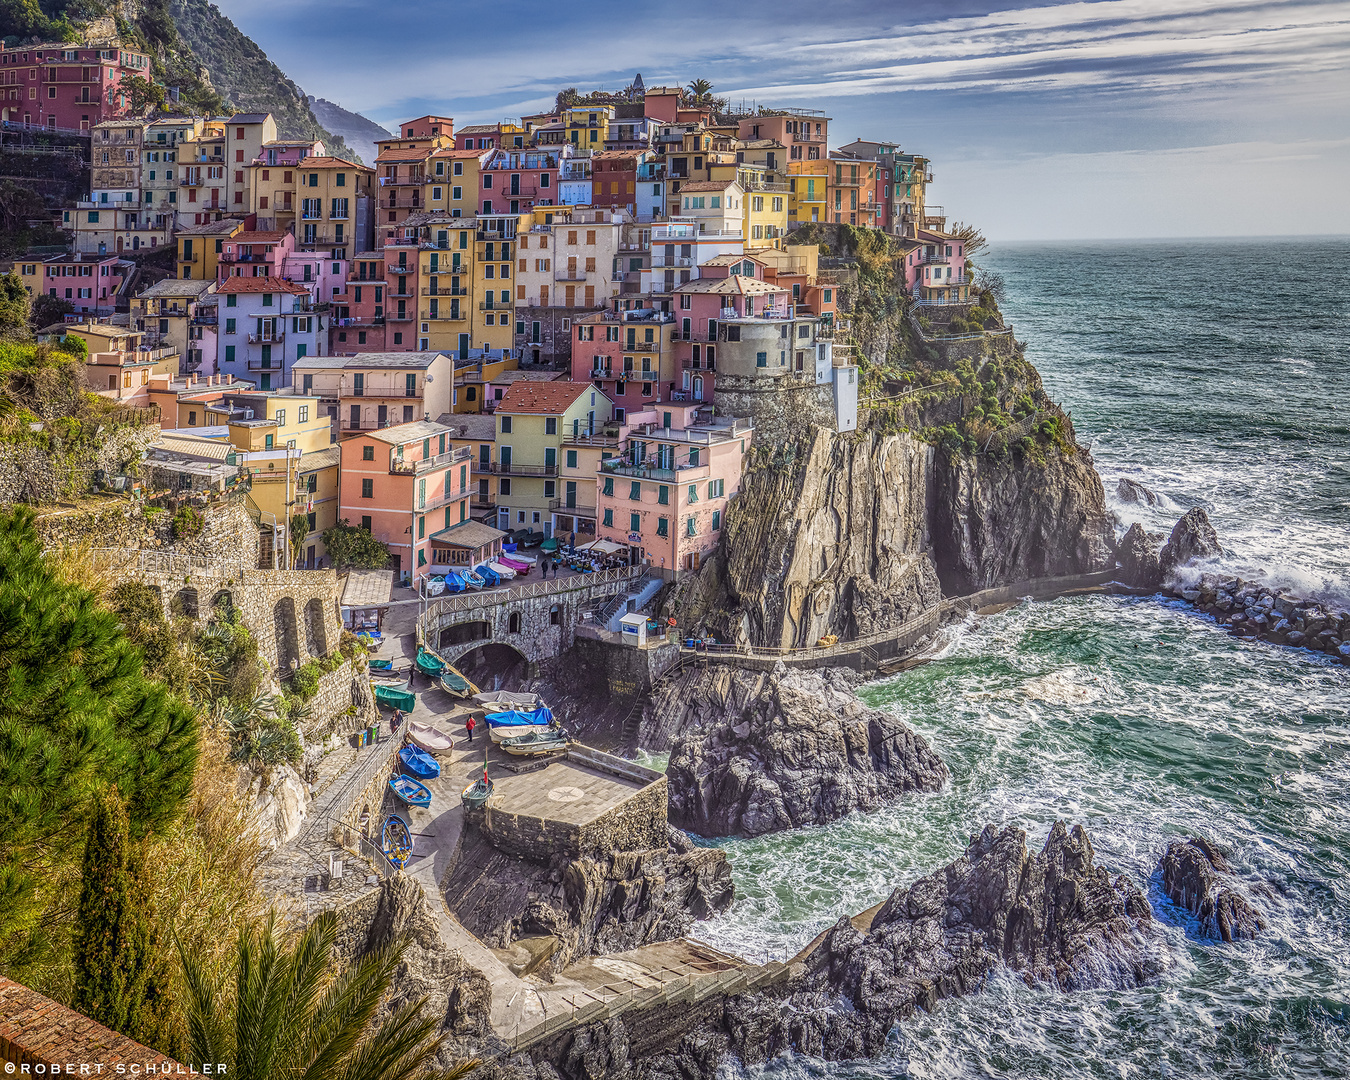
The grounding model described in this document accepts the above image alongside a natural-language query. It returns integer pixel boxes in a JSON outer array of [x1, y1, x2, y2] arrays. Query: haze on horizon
[[215, 0, 1350, 242]]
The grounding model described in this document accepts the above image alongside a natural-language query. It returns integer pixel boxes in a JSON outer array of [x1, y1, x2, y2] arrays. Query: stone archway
[[304, 596, 328, 657], [438, 620, 491, 651], [211, 589, 234, 620], [274, 596, 300, 672], [451, 641, 529, 692], [172, 586, 199, 619]]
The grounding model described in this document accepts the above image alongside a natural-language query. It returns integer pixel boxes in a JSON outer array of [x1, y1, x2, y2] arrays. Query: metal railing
[[422, 564, 644, 619]]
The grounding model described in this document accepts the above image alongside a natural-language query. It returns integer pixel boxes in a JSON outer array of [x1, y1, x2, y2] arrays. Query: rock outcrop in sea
[[664, 665, 947, 837], [1160, 507, 1223, 577], [1158, 837, 1267, 942], [1117, 521, 1165, 590]]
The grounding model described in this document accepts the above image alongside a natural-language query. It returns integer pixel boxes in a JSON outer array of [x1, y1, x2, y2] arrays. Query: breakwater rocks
[[665, 665, 947, 837], [1158, 838, 1266, 943], [442, 822, 732, 972]]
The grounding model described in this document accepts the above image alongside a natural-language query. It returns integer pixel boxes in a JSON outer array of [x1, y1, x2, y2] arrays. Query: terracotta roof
[[458, 124, 501, 134], [497, 379, 598, 415], [430, 148, 493, 159], [216, 276, 309, 295], [377, 147, 433, 163], [228, 231, 287, 244], [177, 219, 245, 236], [290, 156, 371, 171], [430, 519, 506, 549], [228, 113, 272, 124], [703, 253, 766, 267], [676, 275, 785, 296], [678, 180, 737, 191], [437, 412, 497, 440]]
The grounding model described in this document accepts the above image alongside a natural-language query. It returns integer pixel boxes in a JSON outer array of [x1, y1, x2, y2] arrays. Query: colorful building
[[374, 116, 455, 250], [90, 119, 144, 207], [337, 418, 474, 585], [17, 252, 132, 317], [145, 371, 252, 428], [0, 41, 150, 131], [176, 217, 251, 282], [215, 276, 322, 391], [291, 351, 456, 437], [423, 148, 493, 218], [901, 231, 970, 305], [593, 404, 753, 577], [133, 277, 219, 373], [826, 154, 881, 228], [736, 110, 829, 162], [572, 308, 677, 418], [786, 158, 829, 226], [330, 253, 388, 353], [491, 380, 613, 536]]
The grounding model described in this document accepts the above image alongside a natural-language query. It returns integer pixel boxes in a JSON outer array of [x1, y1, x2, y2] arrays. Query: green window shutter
[[630, 513, 640, 533], [603, 508, 613, 527], [630, 481, 641, 500], [566, 449, 577, 468]]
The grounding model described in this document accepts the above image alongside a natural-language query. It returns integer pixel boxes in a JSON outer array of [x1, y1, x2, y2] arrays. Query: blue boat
[[389, 773, 431, 808], [461, 569, 486, 589], [382, 815, 412, 869], [398, 743, 441, 779], [474, 563, 500, 586], [441, 569, 466, 593], [486, 706, 554, 727], [369, 657, 394, 671]]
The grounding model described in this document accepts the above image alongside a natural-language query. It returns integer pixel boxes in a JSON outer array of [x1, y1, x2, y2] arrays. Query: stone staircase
[[601, 575, 663, 631]]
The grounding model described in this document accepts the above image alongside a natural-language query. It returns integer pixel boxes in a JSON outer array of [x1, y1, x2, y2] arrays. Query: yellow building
[[562, 106, 613, 150], [133, 277, 218, 372], [251, 155, 375, 247], [423, 148, 492, 217], [708, 161, 788, 245], [203, 389, 339, 567], [787, 159, 830, 225], [492, 380, 613, 535], [176, 218, 248, 281]]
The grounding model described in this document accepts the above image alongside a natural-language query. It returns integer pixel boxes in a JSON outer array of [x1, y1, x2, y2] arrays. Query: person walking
[[465, 714, 476, 743]]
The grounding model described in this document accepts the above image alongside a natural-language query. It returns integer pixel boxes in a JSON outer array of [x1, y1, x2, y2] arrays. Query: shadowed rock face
[[1160, 507, 1222, 576], [665, 665, 947, 837], [1117, 521, 1165, 590], [1117, 477, 1163, 506], [1159, 837, 1266, 942]]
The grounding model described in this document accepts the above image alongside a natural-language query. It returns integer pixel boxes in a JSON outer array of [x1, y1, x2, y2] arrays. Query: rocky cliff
[[674, 356, 1113, 648], [661, 664, 947, 833]]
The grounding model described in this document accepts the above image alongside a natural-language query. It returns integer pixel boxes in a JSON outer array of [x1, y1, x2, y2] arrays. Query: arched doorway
[[438, 620, 490, 650], [451, 642, 528, 692], [172, 586, 199, 619], [211, 589, 234, 620], [693, 375, 704, 401], [131, 236, 140, 250], [304, 597, 328, 657], [273, 597, 300, 671], [116, 236, 123, 253]]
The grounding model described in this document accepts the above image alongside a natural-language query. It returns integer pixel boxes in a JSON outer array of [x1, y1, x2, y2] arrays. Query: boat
[[415, 647, 447, 676], [508, 550, 538, 567], [381, 815, 412, 869], [426, 575, 446, 597], [500, 729, 568, 756], [485, 706, 557, 743], [498, 555, 530, 574], [408, 721, 455, 754], [357, 630, 383, 650], [461, 752, 493, 809], [388, 773, 431, 808], [474, 563, 501, 587], [398, 743, 441, 779], [461, 569, 487, 589], [369, 658, 394, 671], [374, 683, 416, 712], [439, 669, 471, 697], [487, 559, 516, 579], [472, 690, 540, 708]]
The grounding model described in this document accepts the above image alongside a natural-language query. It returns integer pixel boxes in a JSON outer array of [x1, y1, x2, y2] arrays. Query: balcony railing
[[563, 431, 622, 447], [650, 255, 692, 268], [680, 358, 715, 370], [386, 309, 415, 321], [479, 461, 557, 477], [421, 286, 468, 296], [390, 445, 472, 475], [332, 316, 386, 327], [600, 460, 708, 482], [548, 498, 597, 514], [421, 308, 466, 321], [478, 302, 510, 312], [247, 331, 285, 343], [554, 267, 590, 281], [378, 176, 425, 186], [246, 359, 284, 371]]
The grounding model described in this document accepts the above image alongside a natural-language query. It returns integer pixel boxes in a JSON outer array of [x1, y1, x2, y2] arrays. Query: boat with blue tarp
[[382, 815, 412, 868], [398, 743, 440, 779]]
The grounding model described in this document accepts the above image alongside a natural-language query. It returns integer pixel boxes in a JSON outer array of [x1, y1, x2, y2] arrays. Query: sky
[[213, 0, 1350, 240]]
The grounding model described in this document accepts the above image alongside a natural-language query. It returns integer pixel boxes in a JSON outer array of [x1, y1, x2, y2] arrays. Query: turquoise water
[[692, 240, 1350, 1078]]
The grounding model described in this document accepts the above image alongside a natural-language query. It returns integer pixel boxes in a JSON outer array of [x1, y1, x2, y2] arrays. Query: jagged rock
[[1116, 522, 1164, 590], [665, 666, 947, 837], [1116, 477, 1162, 506], [442, 824, 732, 970], [1159, 837, 1266, 942], [1159, 507, 1222, 577], [359, 874, 493, 1042], [716, 823, 1157, 1063], [246, 764, 309, 848]]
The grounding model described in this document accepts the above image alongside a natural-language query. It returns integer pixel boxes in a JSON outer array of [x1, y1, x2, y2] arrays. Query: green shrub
[[171, 505, 204, 539]]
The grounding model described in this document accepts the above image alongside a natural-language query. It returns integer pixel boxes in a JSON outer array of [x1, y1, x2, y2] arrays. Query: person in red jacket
[[465, 715, 477, 743]]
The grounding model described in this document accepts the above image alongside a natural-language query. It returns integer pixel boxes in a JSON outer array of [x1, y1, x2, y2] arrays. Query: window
[[657, 484, 669, 505], [275, 409, 286, 427], [687, 484, 699, 503], [630, 513, 641, 533], [602, 508, 613, 527], [756, 351, 767, 367], [500, 415, 512, 433], [708, 478, 724, 498], [656, 517, 668, 537], [545, 417, 557, 435], [362, 444, 374, 460], [499, 478, 512, 495], [418, 516, 425, 540], [602, 476, 613, 497], [686, 515, 696, 537], [360, 478, 373, 498], [360, 515, 372, 531], [629, 481, 641, 501], [566, 449, 577, 468], [712, 510, 721, 531], [225, 318, 236, 334]]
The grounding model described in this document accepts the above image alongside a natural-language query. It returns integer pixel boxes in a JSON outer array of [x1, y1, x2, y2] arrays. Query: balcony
[[421, 286, 468, 296], [554, 267, 590, 281], [219, 252, 269, 264], [563, 431, 622, 448], [177, 252, 199, 264], [332, 316, 386, 327], [650, 255, 692, 268], [479, 461, 557, 477], [549, 498, 597, 514], [386, 309, 415, 321], [389, 445, 472, 475], [680, 358, 715, 371], [378, 176, 425, 186], [421, 308, 466, 321], [245, 359, 284, 371], [478, 301, 510, 312], [600, 460, 708, 483], [247, 331, 285, 344], [189, 314, 218, 326]]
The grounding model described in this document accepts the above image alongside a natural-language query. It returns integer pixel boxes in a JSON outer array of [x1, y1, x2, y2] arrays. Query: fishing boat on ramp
[[461, 752, 493, 809], [439, 668, 472, 698], [388, 773, 432, 809], [408, 721, 455, 754], [499, 728, 568, 756], [382, 815, 412, 869], [398, 743, 441, 779], [485, 706, 557, 743], [415, 647, 448, 677]]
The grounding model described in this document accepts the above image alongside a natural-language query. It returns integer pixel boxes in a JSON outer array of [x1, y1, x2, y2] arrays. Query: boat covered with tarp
[[426, 576, 447, 597], [472, 690, 540, 709], [415, 647, 447, 676], [474, 563, 501, 586], [409, 721, 455, 754], [389, 773, 431, 808], [439, 669, 471, 697], [382, 815, 412, 868], [461, 751, 493, 809], [487, 560, 516, 579], [498, 555, 531, 574], [374, 683, 415, 712], [485, 706, 556, 743], [398, 743, 440, 779], [499, 728, 568, 756]]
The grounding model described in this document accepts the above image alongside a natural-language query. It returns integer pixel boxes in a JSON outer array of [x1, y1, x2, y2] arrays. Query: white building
[[216, 276, 324, 392]]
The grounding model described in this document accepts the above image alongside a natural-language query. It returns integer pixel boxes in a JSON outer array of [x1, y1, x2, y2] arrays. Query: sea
[[689, 238, 1350, 1079]]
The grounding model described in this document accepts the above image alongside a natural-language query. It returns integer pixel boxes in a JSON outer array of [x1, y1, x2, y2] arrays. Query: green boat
[[374, 683, 416, 712], [439, 668, 470, 696], [415, 647, 447, 677]]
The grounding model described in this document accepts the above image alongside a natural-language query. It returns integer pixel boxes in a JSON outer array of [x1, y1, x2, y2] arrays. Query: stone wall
[[713, 374, 836, 449], [34, 497, 261, 567], [566, 635, 682, 702], [0, 422, 161, 506], [300, 657, 377, 740], [513, 305, 589, 366]]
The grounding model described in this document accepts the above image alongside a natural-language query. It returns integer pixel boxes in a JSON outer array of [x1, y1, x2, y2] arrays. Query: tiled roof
[[678, 180, 737, 191], [430, 519, 506, 549], [703, 253, 765, 267], [175, 219, 244, 236], [136, 278, 215, 299], [437, 413, 497, 440], [290, 156, 371, 170], [228, 113, 272, 124], [216, 276, 309, 295], [497, 379, 597, 415], [491, 369, 565, 384], [676, 275, 785, 296], [376, 147, 433, 163], [292, 351, 444, 370], [298, 445, 341, 472], [364, 418, 452, 445], [228, 231, 287, 244]]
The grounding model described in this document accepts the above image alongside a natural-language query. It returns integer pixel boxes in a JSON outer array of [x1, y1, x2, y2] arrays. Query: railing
[[421, 308, 466, 321], [422, 565, 644, 620], [548, 498, 597, 513], [247, 332, 285, 343], [378, 176, 425, 186], [421, 286, 468, 296], [601, 461, 705, 483], [479, 461, 557, 477], [323, 712, 408, 840], [650, 255, 693, 268], [554, 268, 590, 281], [389, 446, 472, 475]]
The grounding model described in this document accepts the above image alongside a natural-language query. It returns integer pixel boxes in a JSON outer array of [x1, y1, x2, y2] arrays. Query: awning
[[579, 539, 625, 556]]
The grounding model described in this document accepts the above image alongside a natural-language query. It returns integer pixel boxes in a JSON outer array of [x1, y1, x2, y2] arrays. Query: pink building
[[0, 41, 150, 132], [23, 252, 132, 316], [901, 229, 970, 305], [673, 265, 788, 404], [571, 309, 677, 418], [331, 253, 388, 353], [337, 418, 475, 585], [481, 148, 563, 214], [218, 230, 294, 281], [253, 139, 325, 166], [593, 404, 753, 578]]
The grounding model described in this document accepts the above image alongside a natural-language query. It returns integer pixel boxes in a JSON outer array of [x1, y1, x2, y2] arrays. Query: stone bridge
[[418, 566, 646, 676], [89, 547, 344, 673]]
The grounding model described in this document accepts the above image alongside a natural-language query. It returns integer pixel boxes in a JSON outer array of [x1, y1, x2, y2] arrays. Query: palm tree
[[685, 78, 714, 105], [179, 910, 477, 1080]]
